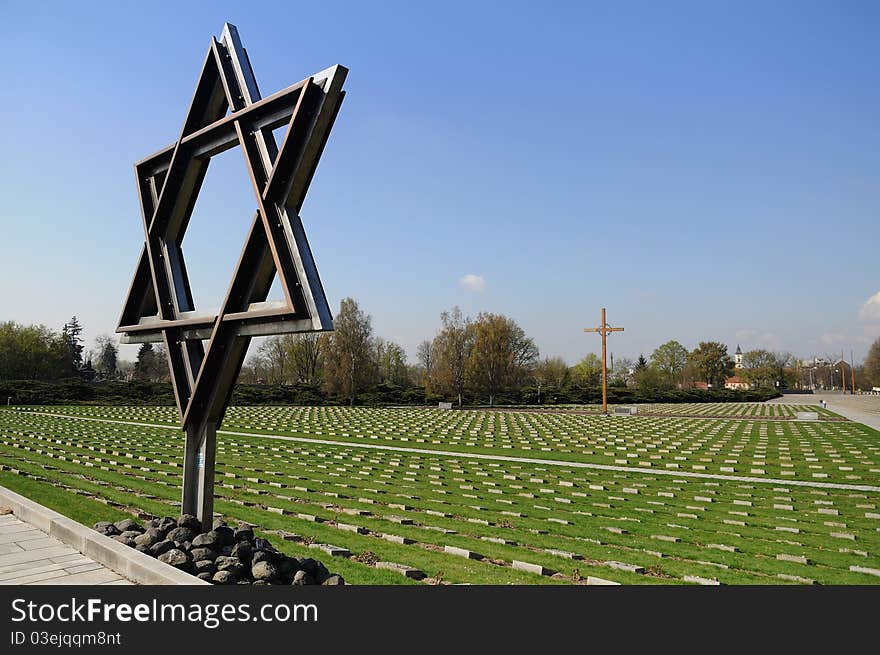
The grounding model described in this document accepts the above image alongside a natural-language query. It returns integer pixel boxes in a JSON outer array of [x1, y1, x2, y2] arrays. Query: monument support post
[[182, 422, 217, 531]]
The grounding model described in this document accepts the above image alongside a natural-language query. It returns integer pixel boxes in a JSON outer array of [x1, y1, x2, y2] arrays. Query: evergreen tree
[[94, 335, 118, 379], [61, 316, 84, 373], [134, 342, 161, 381]]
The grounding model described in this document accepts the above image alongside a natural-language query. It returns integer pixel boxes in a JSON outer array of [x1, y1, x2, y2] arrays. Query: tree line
[[239, 300, 539, 406], [3, 307, 880, 405], [238, 298, 880, 405], [0, 318, 120, 381], [0, 317, 161, 384]]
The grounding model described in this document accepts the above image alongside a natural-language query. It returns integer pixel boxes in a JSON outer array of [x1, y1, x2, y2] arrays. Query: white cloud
[[735, 329, 757, 341], [459, 274, 486, 292], [859, 291, 880, 322]]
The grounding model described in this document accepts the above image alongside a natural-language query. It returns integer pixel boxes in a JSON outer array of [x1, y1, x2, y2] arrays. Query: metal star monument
[[117, 23, 346, 529]]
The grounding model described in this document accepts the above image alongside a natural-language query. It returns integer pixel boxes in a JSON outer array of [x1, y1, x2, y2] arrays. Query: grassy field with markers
[[1, 404, 878, 585]]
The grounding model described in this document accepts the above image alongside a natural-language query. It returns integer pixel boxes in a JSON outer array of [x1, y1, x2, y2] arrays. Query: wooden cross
[[583, 308, 624, 415]]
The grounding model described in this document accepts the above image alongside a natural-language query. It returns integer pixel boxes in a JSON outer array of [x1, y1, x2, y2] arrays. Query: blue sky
[[1, 1, 878, 365]]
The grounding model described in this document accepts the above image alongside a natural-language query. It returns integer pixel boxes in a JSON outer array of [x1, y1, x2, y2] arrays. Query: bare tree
[[609, 356, 634, 386], [867, 337, 880, 387], [433, 307, 473, 407], [323, 298, 374, 405], [466, 312, 538, 406], [416, 340, 435, 391], [533, 356, 569, 403], [256, 336, 290, 384], [286, 333, 325, 384], [374, 338, 409, 386]]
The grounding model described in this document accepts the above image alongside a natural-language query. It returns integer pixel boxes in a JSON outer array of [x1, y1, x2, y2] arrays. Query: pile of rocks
[[94, 515, 344, 586]]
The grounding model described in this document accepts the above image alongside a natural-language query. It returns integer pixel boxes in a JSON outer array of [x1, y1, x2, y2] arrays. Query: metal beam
[[117, 23, 345, 529]]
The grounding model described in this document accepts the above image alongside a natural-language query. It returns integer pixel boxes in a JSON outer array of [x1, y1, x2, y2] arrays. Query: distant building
[[724, 375, 750, 390], [833, 359, 854, 390], [724, 345, 751, 388]]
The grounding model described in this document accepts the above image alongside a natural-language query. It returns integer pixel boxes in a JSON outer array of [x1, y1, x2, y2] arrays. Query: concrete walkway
[[0, 511, 132, 585], [769, 392, 880, 431]]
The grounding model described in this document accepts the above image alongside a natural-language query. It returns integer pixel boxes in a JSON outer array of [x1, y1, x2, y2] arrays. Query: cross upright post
[[583, 308, 625, 415], [850, 350, 856, 395]]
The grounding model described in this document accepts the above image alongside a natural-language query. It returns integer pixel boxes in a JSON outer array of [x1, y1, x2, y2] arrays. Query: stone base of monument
[[94, 515, 344, 586]]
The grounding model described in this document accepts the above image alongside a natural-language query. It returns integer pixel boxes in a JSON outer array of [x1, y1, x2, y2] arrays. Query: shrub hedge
[[0, 379, 780, 407]]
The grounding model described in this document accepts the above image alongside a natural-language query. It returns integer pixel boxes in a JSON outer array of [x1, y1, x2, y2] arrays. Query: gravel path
[[769, 392, 880, 431]]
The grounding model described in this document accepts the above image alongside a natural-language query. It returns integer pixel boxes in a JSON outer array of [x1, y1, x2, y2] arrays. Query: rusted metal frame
[[234, 82, 322, 314], [177, 41, 251, 523], [121, 317, 320, 344], [117, 68, 305, 338], [283, 68, 348, 214], [270, 66, 347, 332], [263, 83, 322, 201], [139, 45, 229, 416], [159, 165, 208, 391], [181, 66, 299, 430], [116, 165, 168, 327], [220, 24, 278, 173], [180, 35, 264, 433], [281, 84, 346, 332], [119, 69, 340, 338], [116, 23, 346, 530], [117, 249, 155, 328], [131, 168, 192, 417], [135, 78, 310, 178], [221, 24, 261, 107], [180, 48, 327, 431], [218, 21, 304, 330], [180, 87, 323, 430], [137, 161, 192, 413], [118, 69, 338, 338], [186, 91, 326, 423], [236, 80, 336, 330], [182, 214, 267, 428]]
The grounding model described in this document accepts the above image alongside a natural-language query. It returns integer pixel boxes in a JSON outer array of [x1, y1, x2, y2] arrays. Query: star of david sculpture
[[117, 23, 346, 529]]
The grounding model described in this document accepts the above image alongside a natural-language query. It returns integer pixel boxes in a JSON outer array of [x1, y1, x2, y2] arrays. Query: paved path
[[14, 409, 880, 494], [769, 392, 880, 431], [0, 512, 132, 585]]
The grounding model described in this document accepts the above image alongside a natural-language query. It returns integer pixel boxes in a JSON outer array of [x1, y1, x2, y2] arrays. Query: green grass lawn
[[0, 404, 877, 585], [15, 404, 877, 484]]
